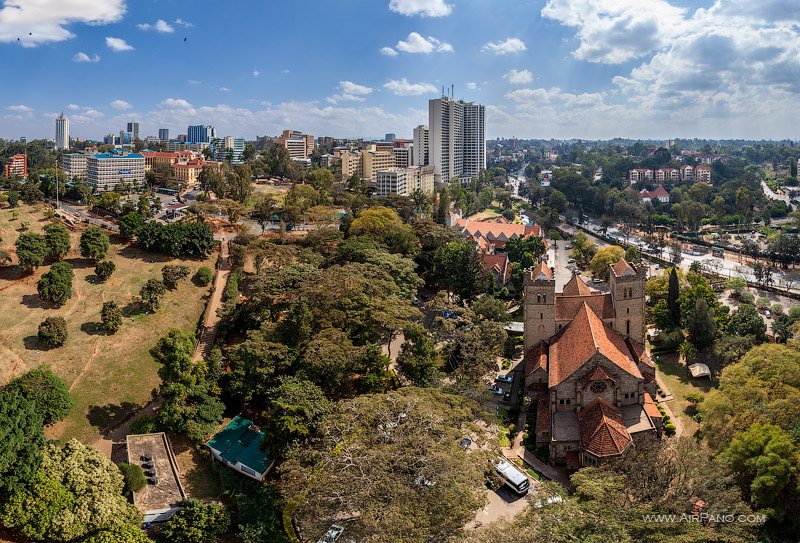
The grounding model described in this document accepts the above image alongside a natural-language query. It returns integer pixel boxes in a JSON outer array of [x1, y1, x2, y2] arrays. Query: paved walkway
[[505, 408, 571, 487], [654, 373, 684, 438], [192, 240, 230, 363]]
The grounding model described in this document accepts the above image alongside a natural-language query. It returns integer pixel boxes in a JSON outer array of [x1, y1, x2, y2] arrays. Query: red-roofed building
[[640, 186, 670, 204], [523, 259, 657, 467], [695, 163, 712, 183]]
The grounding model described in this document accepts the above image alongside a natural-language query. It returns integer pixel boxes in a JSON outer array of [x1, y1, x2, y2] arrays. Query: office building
[[55, 112, 69, 150], [62, 153, 88, 180], [276, 130, 315, 159], [429, 97, 485, 184], [376, 165, 434, 197], [187, 125, 216, 144], [165, 141, 209, 152], [158, 128, 170, 141], [103, 133, 116, 145], [118, 131, 133, 145], [210, 136, 245, 164], [126, 122, 140, 141], [393, 143, 414, 168], [384, 133, 396, 142], [87, 151, 146, 192], [171, 159, 206, 188], [3, 154, 27, 178], [413, 125, 429, 166]]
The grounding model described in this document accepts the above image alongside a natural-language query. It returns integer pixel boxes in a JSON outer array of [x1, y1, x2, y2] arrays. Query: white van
[[492, 458, 530, 495]]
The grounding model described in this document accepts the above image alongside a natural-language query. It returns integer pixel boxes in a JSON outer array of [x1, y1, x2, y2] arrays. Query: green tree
[[667, 267, 681, 327], [0, 389, 44, 494], [43, 223, 71, 260], [80, 524, 149, 543], [685, 297, 715, 349], [162, 264, 191, 289], [140, 278, 167, 312], [117, 462, 147, 495], [589, 245, 624, 280], [432, 239, 486, 302], [471, 296, 510, 322], [299, 327, 356, 394], [194, 266, 214, 286], [158, 499, 230, 543], [721, 423, 799, 510], [728, 303, 767, 341], [306, 168, 334, 194], [5, 366, 72, 425], [0, 440, 141, 542], [118, 211, 144, 239], [94, 260, 116, 281], [263, 377, 331, 455], [397, 324, 439, 386], [37, 261, 74, 306], [38, 316, 67, 347], [101, 301, 123, 334], [15, 232, 48, 272], [349, 206, 417, 255], [79, 226, 109, 261]]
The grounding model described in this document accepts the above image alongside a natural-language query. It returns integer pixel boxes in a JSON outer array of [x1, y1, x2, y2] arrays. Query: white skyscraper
[[428, 97, 485, 185], [413, 124, 429, 166], [55, 112, 69, 150]]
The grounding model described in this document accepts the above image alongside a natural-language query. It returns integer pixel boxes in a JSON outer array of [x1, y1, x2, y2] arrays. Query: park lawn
[[0, 203, 215, 444], [251, 183, 290, 205], [653, 351, 717, 436], [466, 207, 502, 221]]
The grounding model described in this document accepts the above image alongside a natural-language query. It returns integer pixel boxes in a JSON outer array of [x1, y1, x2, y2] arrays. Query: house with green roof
[[205, 416, 274, 481]]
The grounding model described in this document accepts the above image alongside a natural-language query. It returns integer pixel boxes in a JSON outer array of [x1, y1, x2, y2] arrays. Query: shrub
[[130, 414, 156, 435], [194, 266, 213, 286], [755, 297, 771, 310], [117, 462, 147, 495], [740, 291, 755, 304], [161, 265, 191, 290], [37, 261, 74, 305], [663, 422, 676, 436], [140, 278, 167, 313], [95, 260, 116, 281], [101, 301, 123, 333], [686, 392, 704, 405], [770, 303, 784, 316], [38, 316, 68, 347]]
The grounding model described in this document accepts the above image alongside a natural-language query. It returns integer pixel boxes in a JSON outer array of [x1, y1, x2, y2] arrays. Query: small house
[[205, 416, 274, 481]]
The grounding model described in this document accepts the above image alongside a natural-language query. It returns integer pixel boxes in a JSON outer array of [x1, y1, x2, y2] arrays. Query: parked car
[[567, 258, 576, 264], [765, 310, 772, 319], [591, 278, 604, 284], [496, 374, 513, 383], [565, 244, 572, 250], [488, 385, 504, 396]]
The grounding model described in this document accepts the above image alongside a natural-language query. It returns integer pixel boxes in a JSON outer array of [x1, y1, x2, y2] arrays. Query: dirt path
[[192, 241, 230, 363]]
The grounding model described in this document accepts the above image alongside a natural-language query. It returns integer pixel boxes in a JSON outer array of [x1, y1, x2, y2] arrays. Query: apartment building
[[276, 130, 315, 159], [376, 165, 434, 197], [210, 136, 245, 164], [362, 145, 395, 180], [429, 97, 485, 185], [3, 154, 27, 178], [393, 144, 414, 168], [655, 168, 679, 183], [188, 125, 216, 144], [87, 151, 146, 192], [62, 153, 88, 180], [695, 164, 712, 182], [413, 125, 429, 166]]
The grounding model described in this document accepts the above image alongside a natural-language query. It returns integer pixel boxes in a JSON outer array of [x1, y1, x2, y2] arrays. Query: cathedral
[[523, 259, 663, 468]]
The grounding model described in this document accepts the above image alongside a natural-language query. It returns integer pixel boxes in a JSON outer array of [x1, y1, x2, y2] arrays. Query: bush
[[95, 260, 116, 281], [101, 301, 123, 333], [38, 316, 68, 347], [37, 261, 74, 305], [130, 414, 156, 435], [770, 303, 784, 316], [162, 265, 191, 290], [140, 279, 166, 313], [194, 266, 213, 286], [740, 291, 755, 304], [755, 297, 771, 310], [663, 422, 677, 436], [5, 366, 73, 425], [117, 462, 147, 495]]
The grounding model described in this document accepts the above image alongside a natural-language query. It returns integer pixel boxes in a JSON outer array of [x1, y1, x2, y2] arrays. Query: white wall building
[[393, 144, 414, 168], [413, 124, 429, 166], [55, 112, 69, 150], [87, 152, 146, 192], [428, 97, 485, 185], [62, 153, 88, 180], [376, 165, 435, 197]]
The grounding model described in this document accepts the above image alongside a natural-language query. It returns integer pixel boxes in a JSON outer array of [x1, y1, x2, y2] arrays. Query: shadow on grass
[[87, 401, 141, 434], [64, 256, 95, 269], [0, 265, 26, 281], [23, 335, 55, 351], [121, 302, 148, 317], [118, 244, 173, 264], [20, 293, 55, 309], [80, 321, 106, 336], [654, 353, 715, 393]]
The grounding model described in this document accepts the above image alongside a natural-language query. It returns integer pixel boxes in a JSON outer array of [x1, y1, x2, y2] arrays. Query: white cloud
[[384, 78, 438, 96], [105, 36, 133, 51], [174, 18, 193, 28], [160, 98, 194, 110], [252, 69, 260, 77], [0, 0, 126, 47], [388, 0, 452, 17], [380, 46, 398, 56], [328, 80, 375, 103], [504, 69, 533, 84], [72, 51, 100, 62], [6, 104, 32, 112], [281, 69, 290, 74], [395, 32, 453, 53], [110, 99, 132, 110], [137, 19, 174, 33], [218, 86, 231, 92], [482, 37, 527, 55], [188, 79, 202, 85], [541, 0, 685, 64], [67, 104, 80, 111], [466, 82, 478, 90]]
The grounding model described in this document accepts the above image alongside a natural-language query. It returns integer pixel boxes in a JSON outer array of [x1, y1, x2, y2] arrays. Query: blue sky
[[2, 0, 800, 141]]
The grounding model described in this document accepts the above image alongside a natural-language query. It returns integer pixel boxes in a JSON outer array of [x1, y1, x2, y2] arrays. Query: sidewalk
[[192, 240, 230, 363]]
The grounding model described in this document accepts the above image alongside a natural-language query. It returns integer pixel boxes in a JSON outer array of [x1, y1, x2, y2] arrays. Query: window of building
[[540, 313, 543, 320], [626, 320, 631, 335], [589, 381, 607, 394], [542, 294, 547, 303], [537, 294, 541, 303]]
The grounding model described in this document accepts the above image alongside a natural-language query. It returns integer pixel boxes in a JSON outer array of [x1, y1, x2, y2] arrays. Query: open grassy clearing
[[653, 351, 717, 436], [0, 203, 214, 444]]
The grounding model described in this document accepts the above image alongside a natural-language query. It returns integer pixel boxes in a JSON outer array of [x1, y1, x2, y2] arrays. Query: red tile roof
[[643, 392, 662, 420], [549, 303, 642, 387], [555, 293, 615, 321], [531, 262, 553, 281], [578, 397, 632, 457], [611, 258, 636, 278], [562, 274, 592, 296], [536, 396, 551, 436], [480, 254, 512, 285], [525, 341, 548, 377]]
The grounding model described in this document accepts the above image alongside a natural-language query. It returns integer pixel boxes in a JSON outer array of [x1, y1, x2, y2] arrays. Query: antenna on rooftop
[[451, 84, 454, 99]]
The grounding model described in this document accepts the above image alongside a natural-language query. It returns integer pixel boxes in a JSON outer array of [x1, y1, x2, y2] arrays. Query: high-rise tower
[[428, 96, 485, 185], [55, 112, 69, 150]]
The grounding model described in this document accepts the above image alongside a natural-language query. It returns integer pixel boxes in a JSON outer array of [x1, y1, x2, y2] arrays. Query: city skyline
[[1, 0, 800, 141]]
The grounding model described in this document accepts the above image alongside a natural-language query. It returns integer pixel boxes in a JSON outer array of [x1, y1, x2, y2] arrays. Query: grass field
[[654, 352, 717, 436], [0, 203, 214, 444]]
